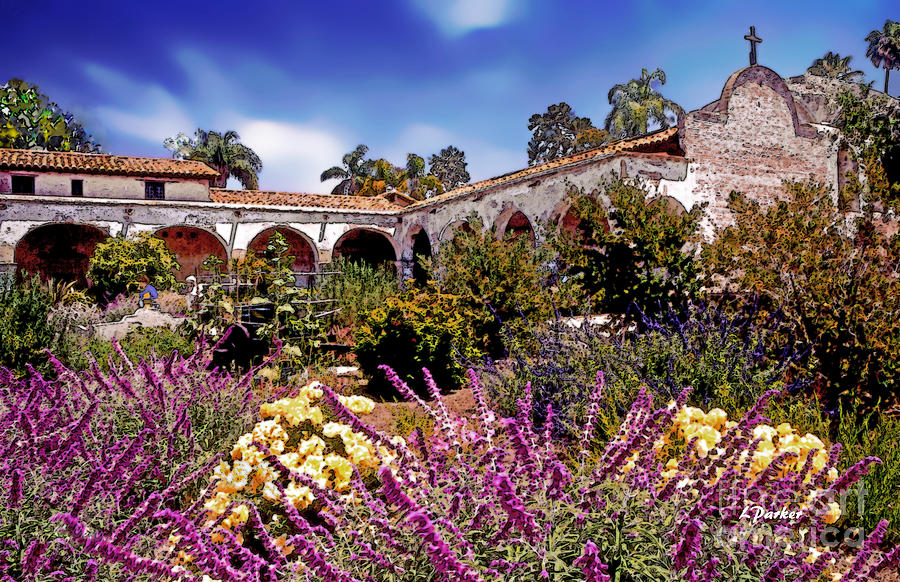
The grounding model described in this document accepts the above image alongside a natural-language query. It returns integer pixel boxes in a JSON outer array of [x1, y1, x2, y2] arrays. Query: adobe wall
[[676, 66, 839, 232], [0, 171, 211, 202]]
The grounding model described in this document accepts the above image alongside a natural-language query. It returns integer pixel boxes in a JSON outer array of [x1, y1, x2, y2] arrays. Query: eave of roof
[[0, 148, 219, 179], [209, 189, 402, 212], [405, 127, 681, 210]]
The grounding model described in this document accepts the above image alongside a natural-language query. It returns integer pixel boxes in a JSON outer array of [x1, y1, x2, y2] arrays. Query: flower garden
[[2, 175, 900, 580]]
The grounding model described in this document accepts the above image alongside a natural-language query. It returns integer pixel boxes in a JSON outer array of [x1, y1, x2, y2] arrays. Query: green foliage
[[165, 129, 262, 189], [605, 68, 683, 139], [836, 400, 900, 543], [429, 217, 580, 356], [320, 144, 375, 195], [550, 179, 703, 316], [807, 51, 865, 82], [87, 232, 180, 301], [478, 306, 828, 447], [185, 232, 328, 374], [0, 275, 61, 373], [865, 19, 900, 94], [428, 145, 471, 190], [315, 256, 399, 328], [0, 78, 101, 152], [390, 405, 435, 440], [527, 102, 606, 165], [702, 181, 900, 408], [354, 286, 483, 395]]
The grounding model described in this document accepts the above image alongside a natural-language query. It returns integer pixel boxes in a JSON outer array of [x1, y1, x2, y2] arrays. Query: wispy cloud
[[83, 64, 194, 145], [225, 116, 352, 193], [409, 0, 521, 37]]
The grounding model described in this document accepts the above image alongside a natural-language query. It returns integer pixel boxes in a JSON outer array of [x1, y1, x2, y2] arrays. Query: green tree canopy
[[320, 144, 376, 195], [549, 179, 703, 315], [87, 232, 180, 301], [527, 102, 607, 165], [428, 145, 471, 190], [0, 78, 101, 152], [865, 19, 900, 94], [702, 177, 900, 408], [605, 68, 683, 139], [806, 52, 865, 82], [164, 129, 262, 189]]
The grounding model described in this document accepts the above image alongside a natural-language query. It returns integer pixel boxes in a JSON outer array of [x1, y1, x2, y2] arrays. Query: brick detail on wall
[[680, 66, 836, 229]]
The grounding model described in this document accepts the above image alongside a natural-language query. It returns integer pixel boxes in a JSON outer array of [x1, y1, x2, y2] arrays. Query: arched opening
[[410, 228, 432, 285], [248, 227, 318, 282], [558, 204, 608, 241], [156, 226, 228, 280], [15, 223, 109, 287], [440, 220, 474, 242], [333, 228, 397, 269], [500, 211, 535, 246]]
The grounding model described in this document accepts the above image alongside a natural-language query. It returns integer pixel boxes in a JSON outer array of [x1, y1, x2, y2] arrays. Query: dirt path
[[364, 388, 476, 436]]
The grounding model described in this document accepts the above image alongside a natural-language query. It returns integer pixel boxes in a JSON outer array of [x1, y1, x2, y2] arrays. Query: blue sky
[[3, 0, 897, 192]]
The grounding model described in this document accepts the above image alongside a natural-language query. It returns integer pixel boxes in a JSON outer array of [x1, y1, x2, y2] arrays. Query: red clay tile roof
[[407, 127, 682, 209], [0, 148, 219, 179], [210, 189, 402, 212]]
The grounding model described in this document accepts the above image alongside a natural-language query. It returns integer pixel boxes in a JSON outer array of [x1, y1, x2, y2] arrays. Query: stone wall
[[677, 66, 838, 233]]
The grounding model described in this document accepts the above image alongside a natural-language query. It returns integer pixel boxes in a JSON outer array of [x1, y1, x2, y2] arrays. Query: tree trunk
[[885, 68, 890, 95], [217, 168, 229, 189]]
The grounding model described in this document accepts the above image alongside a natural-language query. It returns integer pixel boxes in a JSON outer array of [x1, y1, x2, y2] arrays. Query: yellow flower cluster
[[665, 405, 834, 482], [201, 382, 384, 556]]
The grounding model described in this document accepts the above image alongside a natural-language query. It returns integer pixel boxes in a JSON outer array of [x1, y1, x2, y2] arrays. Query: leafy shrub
[[0, 275, 66, 374], [391, 405, 435, 440], [548, 179, 704, 316], [702, 180, 900, 408], [429, 217, 579, 356], [52, 370, 896, 581], [87, 232, 180, 302], [476, 305, 827, 445], [837, 400, 900, 543], [187, 233, 328, 374], [354, 286, 482, 395], [315, 256, 399, 328], [0, 344, 259, 580]]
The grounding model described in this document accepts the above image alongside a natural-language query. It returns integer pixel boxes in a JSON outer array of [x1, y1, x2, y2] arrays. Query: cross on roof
[[744, 26, 762, 66]]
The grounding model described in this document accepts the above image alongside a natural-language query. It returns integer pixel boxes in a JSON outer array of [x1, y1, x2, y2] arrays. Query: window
[[71, 179, 83, 197], [11, 175, 35, 194], [145, 181, 165, 200]]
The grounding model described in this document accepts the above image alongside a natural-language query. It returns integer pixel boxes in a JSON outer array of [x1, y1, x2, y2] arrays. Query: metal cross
[[744, 26, 762, 66]]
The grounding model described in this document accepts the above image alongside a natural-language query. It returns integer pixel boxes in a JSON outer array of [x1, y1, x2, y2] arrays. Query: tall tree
[[866, 20, 900, 94], [405, 153, 426, 195], [807, 52, 865, 82], [320, 144, 375, 195], [428, 145, 470, 190], [165, 129, 262, 189], [357, 158, 406, 196], [0, 78, 101, 152], [605, 68, 683, 139], [527, 103, 603, 166]]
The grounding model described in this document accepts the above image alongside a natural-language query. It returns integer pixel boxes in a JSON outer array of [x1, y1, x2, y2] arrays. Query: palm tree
[[320, 144, 375, 195], [172, 129, 262, 189], [605, 68, 683, 140], [807, 52, 865, 82], [865, 20, 900, 94]]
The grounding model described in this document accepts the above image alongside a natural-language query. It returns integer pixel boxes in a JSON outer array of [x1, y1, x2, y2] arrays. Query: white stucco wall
[[0, 171, 210, 201]]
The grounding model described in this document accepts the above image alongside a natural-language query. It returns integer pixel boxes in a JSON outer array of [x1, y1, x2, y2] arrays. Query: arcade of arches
[[156, 227, 227, 280], [247, 227, 317, 272], [14, 224, 109, 287], [333, 229, 397, 267]]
